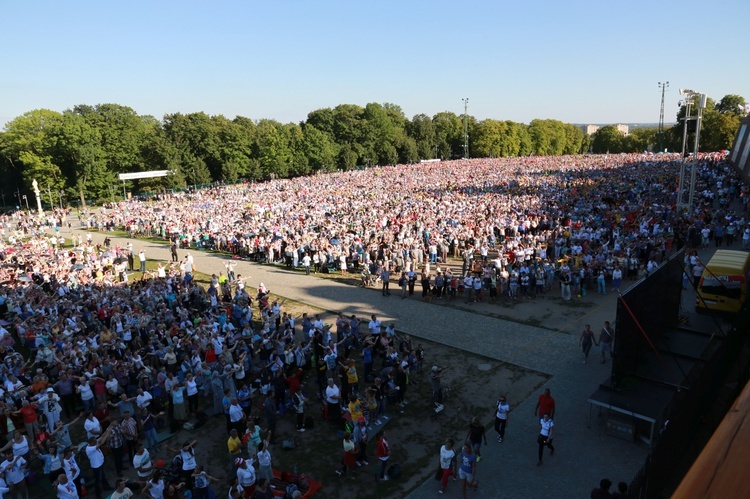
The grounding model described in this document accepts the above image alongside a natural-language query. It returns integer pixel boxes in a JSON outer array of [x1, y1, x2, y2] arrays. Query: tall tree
[[54, 112, 111, 206], [1, 109, 66, 198], [302, 124, 337, 172], [71, 103, 146, 175], [590, 125, 626, 153], [407, 114, 436, 160], [432, 111, 462, 159], [715, 94, 747, 117]]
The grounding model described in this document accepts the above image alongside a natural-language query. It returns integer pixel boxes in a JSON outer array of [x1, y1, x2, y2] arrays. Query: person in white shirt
[[109, 479, 133, 499], [62, 447, 81, 494], [142, 469, 165, 499], [83, 413, 102, 440], [438, 439, 456, 494], [136, 389, 153, 409], [235, 457, 256, 492], [255, 437, 273, 483], [85, 428, 113, 498], [228, 399, 245, 434], [494, 396, 510, 443], [368, 315, 381, 336], [537, 413, 555, 465], [76, 378, 95, 412], [325, 378, 341, 423], [55, 473, 79, 499], [0, 452, 26, 497]]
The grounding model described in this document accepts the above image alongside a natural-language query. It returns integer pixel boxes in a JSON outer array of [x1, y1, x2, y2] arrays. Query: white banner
[[118, 170, 171, 180]]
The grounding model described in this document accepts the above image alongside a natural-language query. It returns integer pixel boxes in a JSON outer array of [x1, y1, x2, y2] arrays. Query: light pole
[[22, 195, 29, 212], [58, 190, 64, 209], [462, 98, 469, 159], [658, 81, 669, 152], [676, 88, 706, 212]]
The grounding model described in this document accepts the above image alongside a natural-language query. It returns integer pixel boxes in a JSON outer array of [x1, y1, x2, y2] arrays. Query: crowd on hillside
[[0, 152, 747, 499]]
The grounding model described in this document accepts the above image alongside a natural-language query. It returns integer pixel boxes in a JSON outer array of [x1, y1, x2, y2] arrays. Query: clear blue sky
[[1, 0, 747, 128]]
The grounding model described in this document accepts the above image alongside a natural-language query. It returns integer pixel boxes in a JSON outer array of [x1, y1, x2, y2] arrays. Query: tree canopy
[[0, 93, 744, 204]]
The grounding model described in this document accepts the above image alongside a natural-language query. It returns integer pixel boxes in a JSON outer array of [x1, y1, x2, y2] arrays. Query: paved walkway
[[62, 227, 744, 498]]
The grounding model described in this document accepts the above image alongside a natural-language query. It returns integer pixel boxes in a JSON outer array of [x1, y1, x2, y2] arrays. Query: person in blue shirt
[[458, 443, 477, 498]]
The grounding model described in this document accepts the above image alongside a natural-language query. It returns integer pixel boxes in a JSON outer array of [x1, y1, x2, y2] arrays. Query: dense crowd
[[0, 152, 747, 499], [81, 152, 750, 296]]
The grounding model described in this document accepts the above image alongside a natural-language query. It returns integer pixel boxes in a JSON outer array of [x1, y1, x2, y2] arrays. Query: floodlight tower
[[462, 98, 469, 159], [676, 88, 707, 212], [658, 81, 669, 152]]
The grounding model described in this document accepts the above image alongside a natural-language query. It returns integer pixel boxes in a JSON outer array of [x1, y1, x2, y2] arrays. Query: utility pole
[[658, 81, 669, 152], [462, 98, 469, 159]]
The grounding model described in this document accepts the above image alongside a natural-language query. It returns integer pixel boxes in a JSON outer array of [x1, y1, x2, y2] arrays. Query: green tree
[[255, 119, 293, 178], [302, 124, 337, 172], [432, 111, 462, 159], [407, 114, 436, 159], [562, 124, 586, 155], [338, 144, 358, 170], [529, 119, 569, 155], [471, 119, 510, 158], [1, 109, 66, 196], [306, 108, 336, 138], [396, 134, 419, 164], [138, 124, 185, 192], [623, 127, 658, 153], [163, 113, 220, 185], [590, 125, 626, 153], [701, 109, 740, 152], [285, 122, 309, 177], [71, 104, 146, 176], [716, 94, 747, 117], [54, 112, 112, 206]]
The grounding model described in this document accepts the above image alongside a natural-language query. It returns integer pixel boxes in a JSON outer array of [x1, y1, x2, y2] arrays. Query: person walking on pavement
[[494, 395, 510, 442], [438, 438, 455, 495], [375, 430, 390, 481], [537, 413, 555, 466], [580, 324, 596, 364], [458, 443, 478, 497], [534, 388, 555, 419], [599, 321, 615, 364], [465, 416, 487, 462]]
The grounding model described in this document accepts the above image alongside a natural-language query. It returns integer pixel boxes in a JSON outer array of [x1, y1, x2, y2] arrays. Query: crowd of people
[[0, 152, 747, 498], [69, 152, 749, 301]]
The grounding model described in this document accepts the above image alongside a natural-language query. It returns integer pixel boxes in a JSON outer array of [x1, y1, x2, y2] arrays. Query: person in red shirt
[[285, 369, 302, 396], [375, 430, 391, 481], [16, 400, 40, 438], [534, 388, 556, 419], [204, 344, 218, 364]]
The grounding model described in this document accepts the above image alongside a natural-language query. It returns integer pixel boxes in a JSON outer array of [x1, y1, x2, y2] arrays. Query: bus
[[695, 250, 750, 313]]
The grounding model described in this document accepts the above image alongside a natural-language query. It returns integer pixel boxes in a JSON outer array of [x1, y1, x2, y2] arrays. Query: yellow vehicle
[[696, 250, 750, 313]]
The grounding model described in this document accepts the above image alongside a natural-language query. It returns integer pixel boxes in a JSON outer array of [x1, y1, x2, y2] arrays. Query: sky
[[1, 0, 748, 129]]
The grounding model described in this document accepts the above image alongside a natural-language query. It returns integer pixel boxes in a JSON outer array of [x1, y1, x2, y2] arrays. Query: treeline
[[0, 96, 744, 205], [590, 94, 746, 154]]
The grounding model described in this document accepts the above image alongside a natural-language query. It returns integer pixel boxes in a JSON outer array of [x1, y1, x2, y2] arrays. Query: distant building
[[615, 124, 630, 136], [584, 124, 599, 135]]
